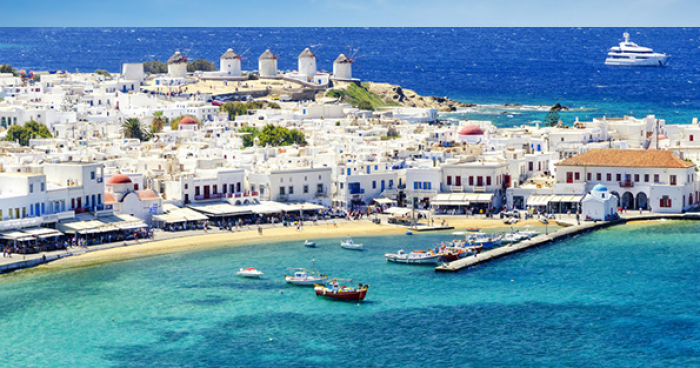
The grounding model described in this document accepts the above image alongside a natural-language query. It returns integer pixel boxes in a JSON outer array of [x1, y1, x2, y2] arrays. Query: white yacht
[[605, 32, 669, 67]]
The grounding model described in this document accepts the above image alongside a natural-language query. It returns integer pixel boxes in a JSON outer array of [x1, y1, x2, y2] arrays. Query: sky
[[2, 0, 699, 27]]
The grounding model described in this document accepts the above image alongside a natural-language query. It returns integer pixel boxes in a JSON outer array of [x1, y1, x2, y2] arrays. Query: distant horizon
[[2, 0, 700, 27]]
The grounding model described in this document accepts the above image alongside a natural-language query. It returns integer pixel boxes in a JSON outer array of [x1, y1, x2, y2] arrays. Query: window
[[280, 187, 286, 195], [317, 184, 323, 193], [185, 184, 188, 190], [469, 176, 474, 186], [670, 175, 677, 186], [91, 171, 95, 180], [574, 172, 580, 181], [289, 186, 294, 194], [303, 185, 309, 194], [634, 174, 639, 182], [660, 196, 672, 208], [372, 181, 377, 189], [644, 174, 649, 183], [195, 186, 200, 196], [587, 173, 591, 181], [414, 182, 419, 190], [389, 180, 394, 188], [29, 184, 33, 193], [654, 174, 660, 182], [528, 162, 533, 171], [213, 185, 218, 194], [691, 135, 694, 142], [304, 176, 307, 181], [616, 174, 621, 182], [607, 173, 612, 181], [486, 176, 492, 186], [446, 176, 452, 186], [566, 172, 573, 183], [455, 176, 461, 186], [596, 173, 601, 181]]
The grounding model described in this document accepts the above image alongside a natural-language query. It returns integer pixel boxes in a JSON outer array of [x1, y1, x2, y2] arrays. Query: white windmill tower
[[298, 47, 317, 78], [220, 48, 242, 77], [258, 49, 278, 78]]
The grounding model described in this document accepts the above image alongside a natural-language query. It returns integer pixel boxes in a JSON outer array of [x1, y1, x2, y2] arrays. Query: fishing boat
[[340, 237, 363, 250], [314, 279, 369, 302], [465, 233, 502, 248], [539, 218, 549, 225], [440, 245, 482, 262], [502, 232, 527, 244], [385, 249, 441, 264], [304, 240, 316, 247], [519, 229, 539, 239], [284, 259, 328, 286], [465, 227, 481, 232], [236, 267, 264, 279], [405, 230, 413, 235]]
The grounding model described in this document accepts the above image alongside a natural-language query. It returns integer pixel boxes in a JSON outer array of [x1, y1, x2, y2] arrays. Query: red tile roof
[[556, 149, 695, 169], [137, 189, 159, 201]]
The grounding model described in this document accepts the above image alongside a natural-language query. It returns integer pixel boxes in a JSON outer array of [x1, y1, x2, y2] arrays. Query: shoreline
[[25, 217, 543, 274]]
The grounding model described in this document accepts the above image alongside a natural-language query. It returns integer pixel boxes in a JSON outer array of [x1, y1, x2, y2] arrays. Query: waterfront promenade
[[435, 212, 700, 272]]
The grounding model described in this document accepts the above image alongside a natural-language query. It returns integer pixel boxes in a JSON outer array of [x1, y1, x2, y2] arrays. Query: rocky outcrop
[[364, 82, 473, 112]]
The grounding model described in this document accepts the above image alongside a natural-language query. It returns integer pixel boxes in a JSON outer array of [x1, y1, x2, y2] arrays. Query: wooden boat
[[236, 267, 263, 279], [304, 240, 316, 247], [340, 237, 363, 250], [465, 227, 481, 232], [385, 249, 441, 264], [314, 279, 369, 302]]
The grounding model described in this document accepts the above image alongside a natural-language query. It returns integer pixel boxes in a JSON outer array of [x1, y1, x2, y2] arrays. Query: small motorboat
[[237, 267, 263, 279], [285, 259, 327, 286], [539, 217, 549, 225], [405, 230, 413, 235], [385, 249, 442, 264], [314, 279, 369, 302], [465, 227, 481, 232], [465, 233, 502, 248], [304, 240, 316, 247], [340, 237, 363, 250], [519, 229, 539, 239]]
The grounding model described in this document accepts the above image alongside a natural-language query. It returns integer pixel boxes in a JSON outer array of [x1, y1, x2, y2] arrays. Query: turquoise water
[[1, 222, 700, 367]]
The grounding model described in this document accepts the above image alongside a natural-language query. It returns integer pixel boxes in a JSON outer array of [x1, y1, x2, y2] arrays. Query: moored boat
[[237, 267, 264, 278], [405, 230, 413, 235], [314, 279, 369, 302], [285, 259, 327, 286], [385, 249, 441, 264], [340, 237, 363, 250], [304, 240, 316, 247]]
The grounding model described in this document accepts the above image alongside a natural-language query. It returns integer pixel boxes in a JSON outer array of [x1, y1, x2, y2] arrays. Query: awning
[[432, 193, 493, 206], [373, 198, 395, 205], [187, 203, 253, 217], [22, 227, 64, 239], [152, 213, 187, 224], [527, 194, 583, 206], [0, 231, 35, 242], [527, 195, 553, 207]]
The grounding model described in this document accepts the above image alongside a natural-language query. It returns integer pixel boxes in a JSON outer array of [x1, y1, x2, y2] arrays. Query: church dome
[[592, 184, 608, 192], [459, 124, 484, 136], [107, 174, 132, 185], [179, 116, 197, 125]]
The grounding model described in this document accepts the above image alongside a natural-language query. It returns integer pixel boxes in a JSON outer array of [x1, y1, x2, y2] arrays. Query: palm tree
[[152, 111, 166, 134], [122, 118, 148, 141]]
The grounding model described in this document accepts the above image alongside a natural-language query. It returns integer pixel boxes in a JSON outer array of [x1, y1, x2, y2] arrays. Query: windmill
[[333, 46, 364, 80]]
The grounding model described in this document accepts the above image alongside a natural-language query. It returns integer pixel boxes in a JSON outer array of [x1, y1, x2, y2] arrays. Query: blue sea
[[1, 28, 700, 125], [1, 221, 700, 367]]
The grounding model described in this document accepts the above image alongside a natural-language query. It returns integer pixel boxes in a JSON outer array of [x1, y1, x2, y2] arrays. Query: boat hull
[[605, 55, 670, 67], [341, 243, 363, 250], [385, 254, 441, 264], [314, 286, 368, 301], [285, 275, 328, 286], [304, 242, 316, 248]]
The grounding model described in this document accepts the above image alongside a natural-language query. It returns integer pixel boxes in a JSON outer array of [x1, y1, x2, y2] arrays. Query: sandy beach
[[39, 217, 546, 272]]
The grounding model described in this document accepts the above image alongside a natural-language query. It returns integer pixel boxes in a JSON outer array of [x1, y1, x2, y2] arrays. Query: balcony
[[472, 186, 487, 193], [349, 188, 365, 195], [315, 191, 328, 198], [619, 181, 634, 188]]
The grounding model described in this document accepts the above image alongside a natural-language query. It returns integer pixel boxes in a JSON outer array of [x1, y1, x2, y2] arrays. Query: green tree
[[258, 124, 306, 147], [143, 60, 168, 74], [0, 64, 18, 76], [122, 118, 150, 141], [187, 59, 216, 72], [94, 69, 112, 78], [151, 111, 166, 133], [221, 102, 249, 120], [544, 103, 563, 127], [267, 102, 281, 109], [3, 120, 53, 146], [238, 126, 260, 148], [357, 100, 373, 111]]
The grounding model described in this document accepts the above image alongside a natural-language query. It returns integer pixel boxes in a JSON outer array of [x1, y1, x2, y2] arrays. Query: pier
[[435, 213, 700, 273]]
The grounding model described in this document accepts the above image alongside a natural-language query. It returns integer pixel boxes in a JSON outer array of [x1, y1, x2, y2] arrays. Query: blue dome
[[592, 184, 608, 192]]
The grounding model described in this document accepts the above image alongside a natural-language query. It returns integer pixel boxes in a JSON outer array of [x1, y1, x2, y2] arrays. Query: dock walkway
[[435, 213, 700, 273]]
